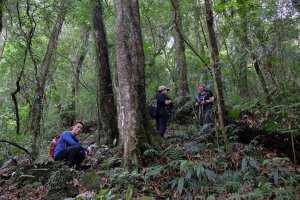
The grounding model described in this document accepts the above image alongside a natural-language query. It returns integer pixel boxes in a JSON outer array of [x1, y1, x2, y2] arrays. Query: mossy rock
[[80, 172, 102, 191], [174, 100, 196, 124], [45, 164, 78, 200], [139, 196, 156, 200]]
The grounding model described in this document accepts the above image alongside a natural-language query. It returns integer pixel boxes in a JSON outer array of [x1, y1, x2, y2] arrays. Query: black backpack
[[148, 99, 157, 118]]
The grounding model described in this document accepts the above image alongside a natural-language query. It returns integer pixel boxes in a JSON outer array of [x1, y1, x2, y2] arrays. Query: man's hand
[[87, 146, 93, 154]]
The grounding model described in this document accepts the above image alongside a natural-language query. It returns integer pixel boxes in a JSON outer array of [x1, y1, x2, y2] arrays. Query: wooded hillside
[[0, 0, 299, 199]]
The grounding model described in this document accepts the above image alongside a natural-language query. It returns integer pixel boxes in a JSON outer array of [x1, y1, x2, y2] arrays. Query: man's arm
[[61, 132, 81, 146]]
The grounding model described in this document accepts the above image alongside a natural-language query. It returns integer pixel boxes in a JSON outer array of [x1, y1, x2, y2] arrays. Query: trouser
[[199, 106, 212, 126], [156, 113, 169, 137], [55, 145, 86, 167]]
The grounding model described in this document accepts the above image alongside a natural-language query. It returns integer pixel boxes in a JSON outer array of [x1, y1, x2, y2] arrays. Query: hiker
[[196, 83, 214, 126], [156, 85, 173, 137], [54, 121, 93, 167]]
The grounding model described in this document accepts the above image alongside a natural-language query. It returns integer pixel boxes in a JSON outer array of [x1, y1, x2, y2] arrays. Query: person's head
[[71, 121, 84, 136], [198, 83, 206, 93], [158, 85, 170, 94]]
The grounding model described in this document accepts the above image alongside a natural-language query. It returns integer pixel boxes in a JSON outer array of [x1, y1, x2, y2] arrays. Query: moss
[[80, 172, 102, 191], [261, 119, 283, 132], [45, 164, 78, 200], [226, 108, 240, 120]]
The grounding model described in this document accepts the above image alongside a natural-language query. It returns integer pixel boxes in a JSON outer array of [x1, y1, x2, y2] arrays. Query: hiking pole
[[201, 97, 204, 125], [201, 104, 204, 125]]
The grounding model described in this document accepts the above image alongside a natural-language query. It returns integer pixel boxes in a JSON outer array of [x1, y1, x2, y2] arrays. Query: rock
[[45, 163, 78, 200], [80, 172, 102, 191]]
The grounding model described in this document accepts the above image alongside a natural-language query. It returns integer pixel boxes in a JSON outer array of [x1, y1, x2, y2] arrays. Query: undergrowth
[[85, 125, 300, 199]]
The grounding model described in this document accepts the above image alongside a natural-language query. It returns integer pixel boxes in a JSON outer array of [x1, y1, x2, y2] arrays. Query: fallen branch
[[0, 139, 30, 154], [256, 87, 277, 106]]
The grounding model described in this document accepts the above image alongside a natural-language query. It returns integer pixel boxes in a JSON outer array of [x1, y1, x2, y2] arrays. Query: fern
[[160, 145, 186, 160], [145, 165, 163, 179], [143, 148, 159, 157], [184, 141, 205, 155]]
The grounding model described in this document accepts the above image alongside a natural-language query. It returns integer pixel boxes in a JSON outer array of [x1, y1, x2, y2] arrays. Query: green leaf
[[205, 169, 217, 182], [241, 157, 248, 172], [177, 177, 185, 194]]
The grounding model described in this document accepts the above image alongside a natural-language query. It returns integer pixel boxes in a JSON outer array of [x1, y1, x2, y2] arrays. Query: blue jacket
[[53, 131, 87, 159]]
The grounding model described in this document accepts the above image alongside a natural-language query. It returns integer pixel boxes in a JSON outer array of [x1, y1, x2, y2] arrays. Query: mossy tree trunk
[[204, 0, 230, 154], [115, 0, 159, 197], [171, 0, 190, 100], [91, 0, 119, 145], [71, 27, 90, 121], [30, 0, 68, 160]]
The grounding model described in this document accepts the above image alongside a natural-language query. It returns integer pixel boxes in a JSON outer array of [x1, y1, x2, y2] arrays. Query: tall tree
[[91, 0, 118, 145], [236, 0, 250, 97], [71, 27, 90, 121], [29, 0, 68, 160], [204, 0, 230, 153], [193, 0, 206, 56], [115, 0, 146, 167], [170, 0, 189, 99], [115, 0, 160, 196], [11, 1, 36, 135]]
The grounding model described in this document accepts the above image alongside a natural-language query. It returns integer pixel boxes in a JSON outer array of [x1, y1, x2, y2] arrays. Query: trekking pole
[[201, 97, 205, 125], [201, 104, 204, 125]]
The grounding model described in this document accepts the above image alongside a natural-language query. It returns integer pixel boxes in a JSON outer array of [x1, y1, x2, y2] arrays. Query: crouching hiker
[[54, 121, 93, 167]]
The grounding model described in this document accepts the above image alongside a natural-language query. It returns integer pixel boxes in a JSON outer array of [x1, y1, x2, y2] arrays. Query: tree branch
[[0, 139, 30, 154]]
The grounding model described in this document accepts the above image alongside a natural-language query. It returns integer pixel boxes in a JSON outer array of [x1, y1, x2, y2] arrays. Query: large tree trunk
[[171, 0, 189, 99], [204, 0, 230, 153], [115, 0, 149, 169], [30, 1, 68, 160], [91, 0, 119, 145], [71, 27, 90, 121], [115, 1, 157, 196]]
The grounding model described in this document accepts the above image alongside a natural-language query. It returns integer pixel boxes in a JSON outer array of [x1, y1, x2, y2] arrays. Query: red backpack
[[49, 134, 62, 158]]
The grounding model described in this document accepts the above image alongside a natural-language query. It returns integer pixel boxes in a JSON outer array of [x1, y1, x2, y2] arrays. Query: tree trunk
[[72, 27, 90, 121], [171, 0, 189, 99], [239, 19, 249, 97], [252, 57, 270, 102], [239, 60, 249, 97], [115, 0, 150, 169], [11, 49, 27, 135], [0, 0, 2, 33], [204, 0, 230, 153], [193, 0, 206, 58], [238, 20, 269, 101], [91, 0, 119, 145], [30, 0, 68, 160]]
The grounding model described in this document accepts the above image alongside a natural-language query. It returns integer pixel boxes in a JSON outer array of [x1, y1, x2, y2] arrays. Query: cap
[[158, 85, 170, 91]]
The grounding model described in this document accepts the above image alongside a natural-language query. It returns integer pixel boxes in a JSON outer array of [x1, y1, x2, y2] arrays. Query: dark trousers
[[198, 106, 212, 126], [156, 113, 169, 137], [55, 145, 86, 167]]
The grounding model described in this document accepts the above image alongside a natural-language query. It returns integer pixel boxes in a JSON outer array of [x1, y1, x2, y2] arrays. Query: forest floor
[[1, 101, 300, 199], [1, 122, 300, 199]]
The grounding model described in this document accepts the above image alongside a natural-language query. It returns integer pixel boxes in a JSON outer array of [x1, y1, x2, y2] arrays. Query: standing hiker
[[196, 83, 214, 126], [156, 85, 173, 137]]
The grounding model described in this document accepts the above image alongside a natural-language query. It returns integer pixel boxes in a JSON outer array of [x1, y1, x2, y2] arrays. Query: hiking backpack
[[49, 133, 62, 158], [148, 99, 158, 118]]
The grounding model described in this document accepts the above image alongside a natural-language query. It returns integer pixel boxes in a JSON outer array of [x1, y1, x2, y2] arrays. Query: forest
[[0, 0, 299, 199]]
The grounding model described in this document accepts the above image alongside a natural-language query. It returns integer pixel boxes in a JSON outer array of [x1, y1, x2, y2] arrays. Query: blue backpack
[[148, 99, 157, 118]]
